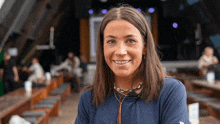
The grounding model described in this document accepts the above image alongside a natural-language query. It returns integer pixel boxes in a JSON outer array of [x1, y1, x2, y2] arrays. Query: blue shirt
[[75, 78, 190, 124]]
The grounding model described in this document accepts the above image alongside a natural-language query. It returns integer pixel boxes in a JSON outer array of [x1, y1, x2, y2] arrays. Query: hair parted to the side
[[91, 5, 166, 107]]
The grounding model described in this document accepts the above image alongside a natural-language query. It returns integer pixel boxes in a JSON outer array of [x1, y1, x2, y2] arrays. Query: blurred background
[[0, 0, 220, 72], [1, 1, 220, 123]]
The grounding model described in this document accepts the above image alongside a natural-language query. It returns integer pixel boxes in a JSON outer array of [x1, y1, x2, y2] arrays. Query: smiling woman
[[75, 5, 190, 124]]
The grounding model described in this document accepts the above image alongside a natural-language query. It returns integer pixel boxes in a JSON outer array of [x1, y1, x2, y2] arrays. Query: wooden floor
[[49, 91, 81, 124]]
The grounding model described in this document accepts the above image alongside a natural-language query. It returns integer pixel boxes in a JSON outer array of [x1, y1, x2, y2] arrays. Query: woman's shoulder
[[164, 77, 184, 86], [161, 77, 186, 95], [79, 88, 93, 102]]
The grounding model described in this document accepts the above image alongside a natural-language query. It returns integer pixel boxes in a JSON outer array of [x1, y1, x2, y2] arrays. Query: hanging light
[[148, 8, 155, 13], [137, 8, 141, 12], [173, 22, 178, 28], [101, 9, 108, 14], [88, 9, 93, 15]]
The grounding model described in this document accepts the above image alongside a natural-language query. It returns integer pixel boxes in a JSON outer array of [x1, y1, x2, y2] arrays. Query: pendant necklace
[[114, 91, 127, 124]]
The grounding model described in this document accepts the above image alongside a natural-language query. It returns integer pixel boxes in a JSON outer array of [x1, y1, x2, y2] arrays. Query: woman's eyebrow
[[105, 35, 117, 39], [124, 35, 137, 38], [105, 35, 137, 39]]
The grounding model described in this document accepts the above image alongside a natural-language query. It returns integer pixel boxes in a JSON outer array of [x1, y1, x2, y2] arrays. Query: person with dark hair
[[57, 51, 81, 92], [75, 6, 189, 124], [57, 52, 80, 75], [0, 52, 19, 94]]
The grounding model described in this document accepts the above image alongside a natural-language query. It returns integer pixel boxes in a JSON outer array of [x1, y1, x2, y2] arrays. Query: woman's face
[[103, 20, 145, 79]]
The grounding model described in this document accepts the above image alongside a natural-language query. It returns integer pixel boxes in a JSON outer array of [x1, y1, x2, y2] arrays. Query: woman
[[198, 46, 219, 78], [75, 6, 189, 124]]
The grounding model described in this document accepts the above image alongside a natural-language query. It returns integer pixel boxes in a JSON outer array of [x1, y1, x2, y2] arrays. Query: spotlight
[[88, 9, 93, 15], [172, 22, 178, 28], [101, 9, 108, 14], [137, 8, 141, 12], [148, 8, 155, 13]]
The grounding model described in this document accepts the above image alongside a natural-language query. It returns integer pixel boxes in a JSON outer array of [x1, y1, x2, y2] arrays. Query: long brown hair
[[91, 5, 166, 107]]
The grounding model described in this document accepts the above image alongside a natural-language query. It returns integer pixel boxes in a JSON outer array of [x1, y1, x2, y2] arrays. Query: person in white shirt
[[57, 51, 81, 92], [57, 51, 81, 77], [23, 58, 44, 83], [198, 47, 219, 77]]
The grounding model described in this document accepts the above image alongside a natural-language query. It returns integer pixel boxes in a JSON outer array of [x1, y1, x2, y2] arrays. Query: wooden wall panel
[[80, 19, 90, 62], [151, 10, 158, 45]]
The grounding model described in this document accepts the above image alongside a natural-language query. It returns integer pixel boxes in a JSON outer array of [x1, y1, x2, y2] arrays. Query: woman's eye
[[107, 40, 116, 44], [127, 40, 135, 44]]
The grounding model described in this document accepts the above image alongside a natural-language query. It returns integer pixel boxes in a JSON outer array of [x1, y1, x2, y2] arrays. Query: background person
[[22, 57, 45, 84], [57, 51, 81, 92], [75, 5, 189, 124], [198, 46, 219, 78], [0, 52, 19, 94]]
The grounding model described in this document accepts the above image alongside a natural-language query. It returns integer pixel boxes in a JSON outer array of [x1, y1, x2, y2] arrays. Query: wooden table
[[190, 80, 220, 92], [199, 116, 220, 124], [0, 87, 46, 124], [0, 95, 31, 124], [0, 77, 63, 124]]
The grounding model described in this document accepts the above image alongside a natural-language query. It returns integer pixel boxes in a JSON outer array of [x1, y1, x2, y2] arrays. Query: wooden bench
[[22, 111, 49, 124], [33, 96, 61, 117], [0, 77, 63, 124], [207, 103, 220, 120], [49, 83, 71, 101]]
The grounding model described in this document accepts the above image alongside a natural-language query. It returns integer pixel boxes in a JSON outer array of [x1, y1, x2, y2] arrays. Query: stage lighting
[[173, 22, 178, 28], [137, 8, 141, 12], [88, 9, 93, 15], [100, 0, 107, 2], [148, 8, 155, 13], [101, 9, 108, 14]]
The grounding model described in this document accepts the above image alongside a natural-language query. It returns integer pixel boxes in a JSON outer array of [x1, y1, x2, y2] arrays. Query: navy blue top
[[75, 78, 190, 124]]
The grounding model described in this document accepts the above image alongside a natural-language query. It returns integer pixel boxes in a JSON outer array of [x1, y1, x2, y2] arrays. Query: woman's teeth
[[114, 60, 131, 64]]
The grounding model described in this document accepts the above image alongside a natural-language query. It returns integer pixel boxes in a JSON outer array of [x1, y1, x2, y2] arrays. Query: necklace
[[114, 91, 127, 124], [114, 82, 143, 94]]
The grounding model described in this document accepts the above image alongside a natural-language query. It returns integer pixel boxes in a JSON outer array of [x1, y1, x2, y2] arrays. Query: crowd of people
[[0, 51, 88, 95]]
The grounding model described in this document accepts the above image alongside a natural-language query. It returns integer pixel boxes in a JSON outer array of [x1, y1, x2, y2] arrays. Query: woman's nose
[[115, 43, 127, 56]]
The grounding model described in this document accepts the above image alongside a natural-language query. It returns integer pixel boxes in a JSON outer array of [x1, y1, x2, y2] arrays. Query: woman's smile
[[113, 60, 131, 65]]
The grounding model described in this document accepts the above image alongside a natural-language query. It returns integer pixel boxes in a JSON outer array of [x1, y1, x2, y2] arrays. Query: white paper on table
[[188, 103, 199, 124]]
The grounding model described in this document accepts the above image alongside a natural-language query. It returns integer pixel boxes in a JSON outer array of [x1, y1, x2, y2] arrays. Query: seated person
[[57, 51, 81, 92], [57, 51, 81, 76], [198, 47, 219, 78], [22, 57, 45, 84]]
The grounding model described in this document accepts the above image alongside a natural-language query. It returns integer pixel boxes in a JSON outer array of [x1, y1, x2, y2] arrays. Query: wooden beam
[[15, 0, 51, 60]]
